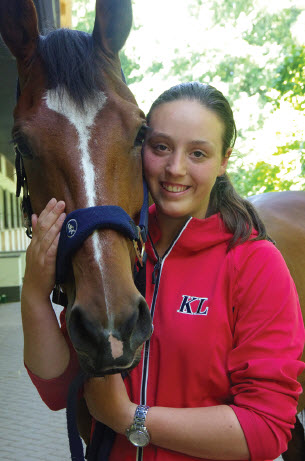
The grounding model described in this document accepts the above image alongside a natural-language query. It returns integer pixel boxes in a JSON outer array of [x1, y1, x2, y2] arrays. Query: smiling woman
[[144, 82, 266, 253], [81, 82, 305, 461]]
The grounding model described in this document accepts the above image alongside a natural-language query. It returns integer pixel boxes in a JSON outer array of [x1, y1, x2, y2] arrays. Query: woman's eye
[[155, 144, 168, 152], [191, 150, 205, 159]]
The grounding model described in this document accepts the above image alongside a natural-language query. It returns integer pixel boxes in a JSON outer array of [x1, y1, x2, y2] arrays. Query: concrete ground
[[0, 302, 82, 460], [0, 301, 304, 460]]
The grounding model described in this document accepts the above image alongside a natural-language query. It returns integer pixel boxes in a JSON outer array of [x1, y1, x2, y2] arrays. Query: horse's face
[[0, 0, 152, 376]]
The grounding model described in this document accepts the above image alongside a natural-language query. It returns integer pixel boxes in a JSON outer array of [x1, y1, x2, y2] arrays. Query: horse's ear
[[93, 0, 133, 57], [0, 0, 39, 63]]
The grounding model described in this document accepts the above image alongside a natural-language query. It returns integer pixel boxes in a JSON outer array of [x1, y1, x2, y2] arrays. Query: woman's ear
[[218, 148, 232, 176]]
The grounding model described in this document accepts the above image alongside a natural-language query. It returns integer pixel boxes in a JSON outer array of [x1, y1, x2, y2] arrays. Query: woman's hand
[[21, 198, 71, 379], [23, 198, 66, 301], [84, 374, 137, 434]]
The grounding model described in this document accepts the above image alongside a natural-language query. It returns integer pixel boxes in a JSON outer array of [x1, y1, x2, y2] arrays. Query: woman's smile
[[160, 182, 191, 194]]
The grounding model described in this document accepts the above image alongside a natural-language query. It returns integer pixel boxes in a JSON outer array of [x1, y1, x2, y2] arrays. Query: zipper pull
[[152, 257, 162, 284]]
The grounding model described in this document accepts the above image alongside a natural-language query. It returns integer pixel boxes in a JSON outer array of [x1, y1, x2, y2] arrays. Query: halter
[[15, 148, 148, 300], [52, 180, 148, 303], [15, 78, 149, 306]]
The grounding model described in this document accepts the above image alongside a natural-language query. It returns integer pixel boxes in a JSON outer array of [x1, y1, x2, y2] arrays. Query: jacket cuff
[[230, 404, 293, 460]]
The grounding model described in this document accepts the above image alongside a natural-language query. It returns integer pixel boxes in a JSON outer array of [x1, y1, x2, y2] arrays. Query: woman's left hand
[[84, 374, 137, 434]]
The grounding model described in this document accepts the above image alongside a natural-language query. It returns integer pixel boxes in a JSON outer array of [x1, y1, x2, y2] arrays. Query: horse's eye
[[134, 125, 148, 147], [14, 140, 33, 159]]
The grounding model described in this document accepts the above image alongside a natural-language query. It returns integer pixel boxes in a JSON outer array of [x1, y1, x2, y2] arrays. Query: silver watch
[[126, 405, 150, 447]]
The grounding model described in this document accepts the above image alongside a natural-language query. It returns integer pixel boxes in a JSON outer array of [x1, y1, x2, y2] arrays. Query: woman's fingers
[[31, 214, 38, 231], [39, 200, 65, 233], [38, 197, 57, 217], [35, 197, 57, 223], [45, 232, 61, 261], [33, 199, 66, 241], [29, 199, 66, 265], [24, 200, 66, 296], [41, 212, 66, 254]]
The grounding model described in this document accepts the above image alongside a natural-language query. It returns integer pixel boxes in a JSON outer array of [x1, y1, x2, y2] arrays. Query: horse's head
[[0, 0, 152, 376]]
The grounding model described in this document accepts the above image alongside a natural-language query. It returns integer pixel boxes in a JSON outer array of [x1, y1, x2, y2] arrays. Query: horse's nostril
[[130, 296, 152, 350], [69, 305, 99, 351], [119, 309, 139, 340]]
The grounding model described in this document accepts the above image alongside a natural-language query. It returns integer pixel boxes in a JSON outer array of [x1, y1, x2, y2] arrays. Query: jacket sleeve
[[25, 307, 81, 411], [228, 240, 305, 461]]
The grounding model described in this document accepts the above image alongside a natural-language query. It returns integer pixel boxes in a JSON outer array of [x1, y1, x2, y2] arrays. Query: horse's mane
[[38, 29, 104, 108]]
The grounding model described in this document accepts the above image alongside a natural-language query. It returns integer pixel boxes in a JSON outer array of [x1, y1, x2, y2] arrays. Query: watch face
[[129, 429, 150, 447]]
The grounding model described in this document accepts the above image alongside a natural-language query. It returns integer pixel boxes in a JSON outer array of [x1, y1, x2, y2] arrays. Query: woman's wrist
[[84, 376, 137, 435], [116, 401, 137, 435], [21, 279, 53, 306]]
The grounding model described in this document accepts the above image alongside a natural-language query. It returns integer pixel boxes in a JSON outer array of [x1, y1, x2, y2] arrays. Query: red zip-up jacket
[[27, 206, 305, 461]]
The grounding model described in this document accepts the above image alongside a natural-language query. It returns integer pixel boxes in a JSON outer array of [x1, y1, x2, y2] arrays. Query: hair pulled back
[[147, 82, 269, 250]]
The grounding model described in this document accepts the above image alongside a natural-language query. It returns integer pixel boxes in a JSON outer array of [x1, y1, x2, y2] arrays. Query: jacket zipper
[[137, 219, 191, 461], [151, 256, 162, 285]]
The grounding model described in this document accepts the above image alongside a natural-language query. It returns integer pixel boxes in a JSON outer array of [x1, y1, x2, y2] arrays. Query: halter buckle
[[52, 284, 68, 306], [133, 227, 146, 267]]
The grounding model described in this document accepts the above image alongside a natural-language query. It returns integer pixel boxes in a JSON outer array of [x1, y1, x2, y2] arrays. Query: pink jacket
[[27, 206, 305, 461]]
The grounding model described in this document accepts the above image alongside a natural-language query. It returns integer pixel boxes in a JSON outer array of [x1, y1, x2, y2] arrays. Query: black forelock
[[38, 29, 104, 108]]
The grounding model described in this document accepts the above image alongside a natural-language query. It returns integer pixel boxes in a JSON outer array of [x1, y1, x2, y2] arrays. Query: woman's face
[[143, 99, 230, 221]]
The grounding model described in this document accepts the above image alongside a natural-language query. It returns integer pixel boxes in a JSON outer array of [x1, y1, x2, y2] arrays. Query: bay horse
[[248, 191, 305, 460], [0, 0, 152, 377]]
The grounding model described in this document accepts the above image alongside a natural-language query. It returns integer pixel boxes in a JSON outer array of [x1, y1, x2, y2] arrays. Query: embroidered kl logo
[[66, 219, 78, 238], [178, 295, 209, 315]]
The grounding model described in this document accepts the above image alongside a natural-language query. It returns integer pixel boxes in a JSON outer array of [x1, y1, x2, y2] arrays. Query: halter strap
[[66, 372, 87, 461]]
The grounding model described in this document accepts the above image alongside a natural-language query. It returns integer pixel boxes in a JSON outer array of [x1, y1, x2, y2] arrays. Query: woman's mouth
[[161, 182, 190, 193]]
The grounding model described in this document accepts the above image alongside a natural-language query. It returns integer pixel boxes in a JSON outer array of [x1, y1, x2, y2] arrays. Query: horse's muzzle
[[67, 295, 152, 376]]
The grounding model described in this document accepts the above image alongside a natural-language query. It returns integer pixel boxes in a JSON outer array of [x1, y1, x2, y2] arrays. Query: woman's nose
[[165, 151, 187, 176]]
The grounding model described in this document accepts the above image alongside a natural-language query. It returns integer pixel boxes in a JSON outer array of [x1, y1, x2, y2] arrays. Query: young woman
[[22, 82, 305, 461]]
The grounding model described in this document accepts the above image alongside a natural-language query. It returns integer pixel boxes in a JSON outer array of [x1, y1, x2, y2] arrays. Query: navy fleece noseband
[[55, 178, 149, 285]]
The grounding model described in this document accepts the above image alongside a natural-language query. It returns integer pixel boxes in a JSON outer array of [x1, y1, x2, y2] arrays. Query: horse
[[0, 0, 152, 377], [248, 191, 305, 461]]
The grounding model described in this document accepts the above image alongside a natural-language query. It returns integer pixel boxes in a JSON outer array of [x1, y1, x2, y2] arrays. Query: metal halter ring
[[133, 227, 146, 267]]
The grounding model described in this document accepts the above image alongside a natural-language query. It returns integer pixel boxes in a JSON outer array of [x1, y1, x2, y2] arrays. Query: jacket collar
[[146, 204, 234, 260]]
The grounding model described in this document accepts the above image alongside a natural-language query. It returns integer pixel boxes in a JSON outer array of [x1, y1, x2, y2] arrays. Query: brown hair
[[147, 82, 269, 250]]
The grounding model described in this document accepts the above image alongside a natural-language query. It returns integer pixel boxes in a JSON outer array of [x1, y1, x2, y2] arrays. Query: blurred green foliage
[[72, 1, 95, 33], [273, 45, 305, 110], [228, 161, 297, 197], [72, 0, 305, 196]]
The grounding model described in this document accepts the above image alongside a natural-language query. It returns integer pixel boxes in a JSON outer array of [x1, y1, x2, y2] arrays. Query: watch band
[[134, 405, 150, 428], [126, 404, 151, 447]]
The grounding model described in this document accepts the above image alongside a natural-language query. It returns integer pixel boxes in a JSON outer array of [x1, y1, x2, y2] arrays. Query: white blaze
[[45, 88, 113, 320], [45, 88, 107, 207]]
